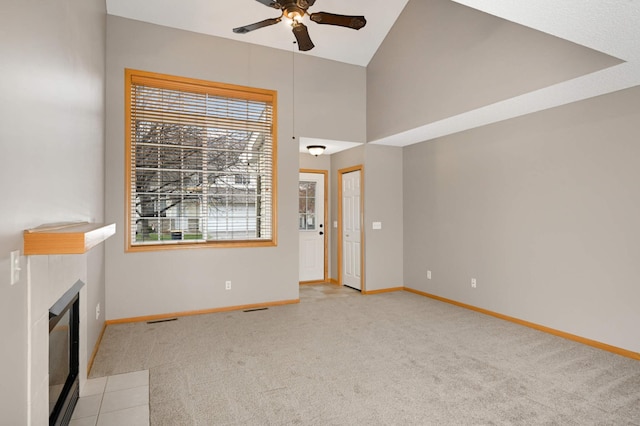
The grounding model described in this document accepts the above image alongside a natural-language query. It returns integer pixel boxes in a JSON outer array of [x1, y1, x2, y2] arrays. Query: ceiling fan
[[232, 0, 367, 52]]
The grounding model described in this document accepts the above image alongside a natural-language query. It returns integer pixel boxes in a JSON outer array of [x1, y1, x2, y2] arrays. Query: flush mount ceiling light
[[233, 0, 367, 52], [307, 145, 326, 156]]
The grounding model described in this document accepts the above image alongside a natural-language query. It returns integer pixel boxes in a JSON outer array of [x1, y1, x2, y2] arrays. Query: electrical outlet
[[95, 303, 100, 320], [225, 281, 232, 290], [427, 270, 432, 280], [10, 250, 21, 285], [471, 278, 477, 288]]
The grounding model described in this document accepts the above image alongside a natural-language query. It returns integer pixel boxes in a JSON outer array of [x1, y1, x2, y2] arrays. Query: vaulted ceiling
[[106, 0, 410, 66], [106, 0, 640, 148]]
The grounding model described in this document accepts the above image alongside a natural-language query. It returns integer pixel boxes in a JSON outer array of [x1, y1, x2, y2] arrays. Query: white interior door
[[299, 172, 325, 282], [342, 170, 361, 290]]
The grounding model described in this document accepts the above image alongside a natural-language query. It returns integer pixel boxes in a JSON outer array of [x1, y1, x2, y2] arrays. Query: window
[[298, 181, 317, 230], [125, 69, 277, 250]]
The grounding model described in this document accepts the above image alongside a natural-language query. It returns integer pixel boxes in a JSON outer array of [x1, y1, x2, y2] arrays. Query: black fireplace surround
[[49, 280, 83, 426]]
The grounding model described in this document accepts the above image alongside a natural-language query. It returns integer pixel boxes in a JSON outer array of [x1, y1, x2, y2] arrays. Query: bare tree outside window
[[126, 70, 276, 249]]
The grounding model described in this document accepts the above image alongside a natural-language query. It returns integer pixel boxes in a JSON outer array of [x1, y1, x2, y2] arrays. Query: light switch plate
[[10, 250, 21, 285], [372, 222, 382, 230], [333, 221, 338, 228]]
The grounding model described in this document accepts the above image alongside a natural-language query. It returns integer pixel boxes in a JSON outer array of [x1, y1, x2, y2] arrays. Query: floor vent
[[147, 318, 178, 324]]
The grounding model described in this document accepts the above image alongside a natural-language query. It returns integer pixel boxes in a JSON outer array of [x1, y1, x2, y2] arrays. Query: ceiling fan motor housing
[[275, 1, 312, 11]]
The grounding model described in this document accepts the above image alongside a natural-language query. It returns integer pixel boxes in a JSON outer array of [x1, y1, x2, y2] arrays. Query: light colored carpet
[[90, 285, 640, 425]]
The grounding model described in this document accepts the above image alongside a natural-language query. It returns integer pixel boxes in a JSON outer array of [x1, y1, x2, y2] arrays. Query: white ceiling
[[106, 0, 640, 151], [106, 0, 409, 67]]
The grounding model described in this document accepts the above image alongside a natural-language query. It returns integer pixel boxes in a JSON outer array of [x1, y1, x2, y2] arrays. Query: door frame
[[299, 168, 329, 284], [338, 165, 365, 292]]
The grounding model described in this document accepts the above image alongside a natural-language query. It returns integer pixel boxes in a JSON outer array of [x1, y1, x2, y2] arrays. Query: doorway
[[338, 166, 364, 291], [299, 170, 328, 283]]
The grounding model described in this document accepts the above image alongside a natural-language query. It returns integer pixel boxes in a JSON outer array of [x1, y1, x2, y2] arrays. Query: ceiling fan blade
[[299, 0, 316, 7], [292, 22, 315, 51], [309, 12, 366, 30], [233, 17, 282, 34], [254, 0, 282, 9]]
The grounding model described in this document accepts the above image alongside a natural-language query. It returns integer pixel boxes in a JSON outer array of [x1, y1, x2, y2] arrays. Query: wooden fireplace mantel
[[23, 222, 116, 255]]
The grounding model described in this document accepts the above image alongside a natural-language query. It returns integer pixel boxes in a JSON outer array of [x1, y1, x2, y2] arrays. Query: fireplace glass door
[[49, 309, 71, 417], [49, 280, 81, 426]]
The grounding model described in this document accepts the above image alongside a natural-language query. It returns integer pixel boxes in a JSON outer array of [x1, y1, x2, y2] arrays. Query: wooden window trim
[[124, 69, 278, 252]]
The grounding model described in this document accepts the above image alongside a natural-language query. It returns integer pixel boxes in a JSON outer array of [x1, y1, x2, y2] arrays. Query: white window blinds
[[125, 69, 277, 249]]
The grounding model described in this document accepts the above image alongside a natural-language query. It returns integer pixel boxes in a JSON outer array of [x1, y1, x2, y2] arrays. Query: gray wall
[[364, 145, 404, 291], [367, 0, 638, 353], [403, 87, 640, 353], [0, 0, 106, 423], [367, 0, 621, 141], [105, 17, 366, 320], [300, 152, 331, 171], [301, 146, 404, 291]]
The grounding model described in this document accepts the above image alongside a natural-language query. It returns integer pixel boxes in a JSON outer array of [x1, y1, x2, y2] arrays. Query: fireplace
[[49, 280, 83, 426]]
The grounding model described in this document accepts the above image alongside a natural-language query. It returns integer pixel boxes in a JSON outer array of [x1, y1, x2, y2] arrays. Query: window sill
[[126, 238, 276, 252]]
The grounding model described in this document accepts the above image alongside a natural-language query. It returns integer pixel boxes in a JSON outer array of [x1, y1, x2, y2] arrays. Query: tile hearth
[[70, 370, 149, 426]]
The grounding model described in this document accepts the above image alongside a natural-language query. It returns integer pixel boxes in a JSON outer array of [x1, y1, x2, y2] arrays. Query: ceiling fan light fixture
[[307, 145, 326, 156], [284, 6, 304, 22]]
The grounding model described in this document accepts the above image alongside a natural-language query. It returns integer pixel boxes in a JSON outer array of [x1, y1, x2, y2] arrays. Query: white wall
[[0, 0, 106, 423], [104, 17, 366, 320]]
